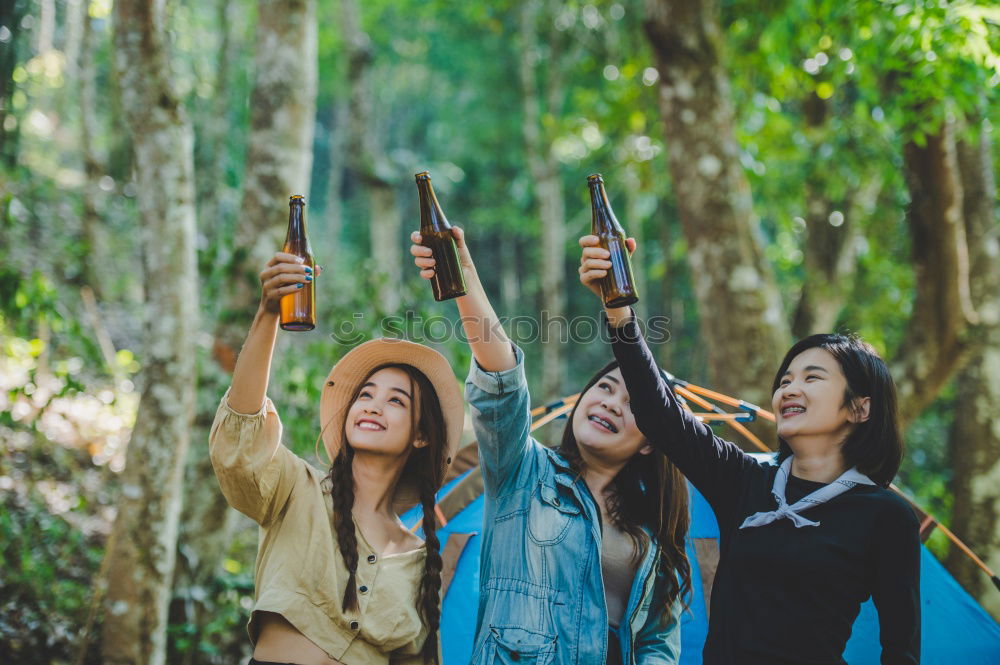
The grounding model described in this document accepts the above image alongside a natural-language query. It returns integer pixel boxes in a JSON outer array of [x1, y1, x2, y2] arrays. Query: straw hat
[[318, 338, 464, 506]]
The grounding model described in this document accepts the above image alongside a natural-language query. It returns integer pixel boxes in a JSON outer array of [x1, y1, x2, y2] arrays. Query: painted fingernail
[[304, 266, 313, 274], [305, 276, 312, 281], [297, 283, 304, 288]]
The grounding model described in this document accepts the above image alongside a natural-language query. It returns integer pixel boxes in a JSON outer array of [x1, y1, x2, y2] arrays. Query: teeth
[[357, 421, 384, 430], [589, 415, 617, 433], [782, 407, 805, 415]]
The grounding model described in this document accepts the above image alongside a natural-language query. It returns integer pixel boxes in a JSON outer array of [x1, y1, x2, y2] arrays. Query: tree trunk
[[892, 120, 977, 426], [343, 0, 402, 312], [101, 1, 200, 663], [194, 0, 243, 250], [520, 0, 566, 400], [322, 99, 348, 262], [0, 0, 28, 165], [179, 1, 317, 657], [213, 0, 318, 372], [946, 116, 1000, 621], [64, 0, 84, 79], [643, 0, 789, 408], [76, 0, 105, 296], [36, 0, 55, 54], [790, 93, 860, 338]]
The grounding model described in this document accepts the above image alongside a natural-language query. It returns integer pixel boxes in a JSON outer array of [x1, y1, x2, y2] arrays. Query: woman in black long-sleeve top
[[578, 235, 920, 665]]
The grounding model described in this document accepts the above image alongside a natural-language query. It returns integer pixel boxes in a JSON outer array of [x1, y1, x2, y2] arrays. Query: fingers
[[414, 256, 436, 269], [271, 282, 309, 296], [410, 229, 436, 276], [260, 261, 312, 283], [581, 246, 611, 260], [451, 226, 465, 247], [578, 234, 600, 248], [267, 251, 304, 266], [579, 268, 609, 284], [409, 231, 433, 261], [581, 257, 612, 271], [262, 271, 310, 293], [626, 237, 637, 254]]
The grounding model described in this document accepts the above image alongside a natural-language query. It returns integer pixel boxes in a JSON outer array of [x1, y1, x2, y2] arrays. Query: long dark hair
[[326, 363, 447, 664], [772, 333, 903, 487], [557, 360, 691, 611]]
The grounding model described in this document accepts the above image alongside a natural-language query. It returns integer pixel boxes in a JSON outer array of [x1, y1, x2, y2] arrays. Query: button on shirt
[[209, 391, 436, 665]]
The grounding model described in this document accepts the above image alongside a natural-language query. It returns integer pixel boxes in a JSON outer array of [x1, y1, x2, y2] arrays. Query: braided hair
[[417, 471, 443, 663], [326, 363, 446, 663]]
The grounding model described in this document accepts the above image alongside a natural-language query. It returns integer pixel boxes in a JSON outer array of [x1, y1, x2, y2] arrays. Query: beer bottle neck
[[589, 182, 620, 233], [417, 179, 450, 231], [285, 202, 310, 253]]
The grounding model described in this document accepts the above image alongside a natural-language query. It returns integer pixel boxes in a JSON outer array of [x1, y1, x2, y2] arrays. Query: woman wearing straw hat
[[410, 230, 691, 665], [209, 251, 464, 665], [578, 235, 920, 665]]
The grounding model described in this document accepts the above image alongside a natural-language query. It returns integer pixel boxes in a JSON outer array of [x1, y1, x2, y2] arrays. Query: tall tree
[[74, 0, 105, 296], [519, 0, 567, 400], [101, 0, 199, 662], [946, 114, 1000, 620], [178, 0, 317, 656], [343, 0, 402, 312], [789, 92, 862, 338], [0, 0, 28, 165], [891, 117, 978, 425], [212, 0, 318, 372], [643, 0, 789, 409]]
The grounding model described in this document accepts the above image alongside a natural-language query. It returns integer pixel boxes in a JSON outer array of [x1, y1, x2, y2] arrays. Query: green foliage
[[0, 486, 106, 664]]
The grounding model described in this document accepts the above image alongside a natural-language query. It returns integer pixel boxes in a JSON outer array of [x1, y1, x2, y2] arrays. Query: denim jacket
[[466, 347, 681, 665]]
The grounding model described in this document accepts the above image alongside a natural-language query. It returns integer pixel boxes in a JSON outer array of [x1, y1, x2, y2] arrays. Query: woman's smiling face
[[772, 347, 866, 446], [570, 367, 650, 466], [345, 366, 424, 456]]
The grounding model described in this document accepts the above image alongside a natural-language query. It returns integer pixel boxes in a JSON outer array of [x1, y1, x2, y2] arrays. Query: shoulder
[[863, 487, 920, 534]]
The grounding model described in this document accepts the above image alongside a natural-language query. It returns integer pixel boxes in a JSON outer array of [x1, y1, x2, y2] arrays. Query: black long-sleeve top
[[608, 315, 920, 665]]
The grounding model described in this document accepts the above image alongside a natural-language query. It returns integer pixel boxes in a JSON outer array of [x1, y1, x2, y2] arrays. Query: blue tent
[[403, 457, 1000, 665]]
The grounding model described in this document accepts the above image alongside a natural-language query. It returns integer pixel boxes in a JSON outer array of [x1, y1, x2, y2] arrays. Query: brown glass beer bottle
[[588, 174, 639, 308], [279, 195, 316, 331], [415, 172, 467, 301]]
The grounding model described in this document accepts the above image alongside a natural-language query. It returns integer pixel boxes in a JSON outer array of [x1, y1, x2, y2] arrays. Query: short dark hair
[[772, 334, 903, 487]]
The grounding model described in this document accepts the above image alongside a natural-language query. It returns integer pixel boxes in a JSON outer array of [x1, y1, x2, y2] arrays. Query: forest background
[[1, 0, 998, 663]]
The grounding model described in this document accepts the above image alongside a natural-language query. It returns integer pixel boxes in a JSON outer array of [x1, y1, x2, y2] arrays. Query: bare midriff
[[253, 611, 345, 665]]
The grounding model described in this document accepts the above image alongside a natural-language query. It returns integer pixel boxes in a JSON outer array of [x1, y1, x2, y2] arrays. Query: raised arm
[[209, 252, 314, 524], [228, 252, 314, 412], [411, 228, 533, 494], [578, 235, 763, 517], [410, 227, 515, 372]]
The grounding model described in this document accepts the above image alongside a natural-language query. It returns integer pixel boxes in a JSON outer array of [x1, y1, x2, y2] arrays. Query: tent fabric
[[402, 463, 1000, 664]]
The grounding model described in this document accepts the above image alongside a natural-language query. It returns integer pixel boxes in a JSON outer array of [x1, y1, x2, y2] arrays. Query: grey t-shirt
[[601, 520, 638, 630]]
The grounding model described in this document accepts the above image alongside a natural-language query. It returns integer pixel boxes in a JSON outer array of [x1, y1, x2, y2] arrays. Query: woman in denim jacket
[[411, 229, 691, 665]]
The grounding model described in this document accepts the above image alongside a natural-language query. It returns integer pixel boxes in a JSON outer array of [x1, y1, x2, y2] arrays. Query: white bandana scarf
[[739, 456, 876, 529]]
